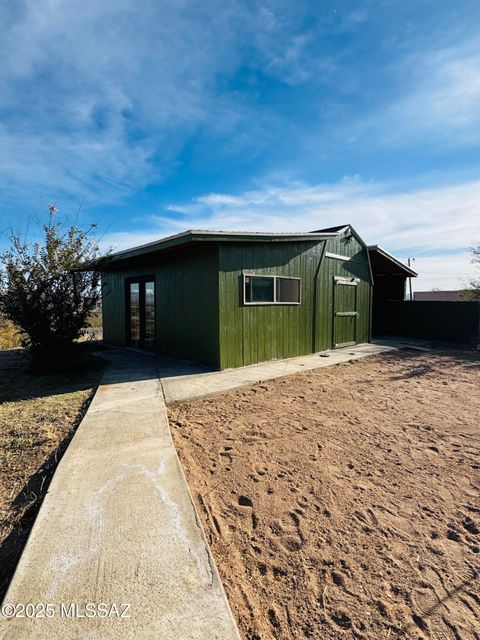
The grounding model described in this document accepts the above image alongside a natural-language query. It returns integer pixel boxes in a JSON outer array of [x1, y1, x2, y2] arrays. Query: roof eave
[[99, 229, 338, 266], [368, 245, 418, 277]]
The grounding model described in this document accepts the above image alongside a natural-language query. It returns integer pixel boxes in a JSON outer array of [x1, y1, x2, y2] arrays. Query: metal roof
[[368, 245, 417, 277], [102, 228, 340, 265], [310, 224, 350, 233]]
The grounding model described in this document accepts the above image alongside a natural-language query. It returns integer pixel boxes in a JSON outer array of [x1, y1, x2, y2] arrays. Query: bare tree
[[465, 243, 480, 300]]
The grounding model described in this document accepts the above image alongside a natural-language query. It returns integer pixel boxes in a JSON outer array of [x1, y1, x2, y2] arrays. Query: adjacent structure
[[99, 224, 373, 369], [367, 245, 417, 335]]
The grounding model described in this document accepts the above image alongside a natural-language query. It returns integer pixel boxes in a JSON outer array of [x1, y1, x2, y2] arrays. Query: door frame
[[333, 276, 359, 348], [125, 275, 156, 350]]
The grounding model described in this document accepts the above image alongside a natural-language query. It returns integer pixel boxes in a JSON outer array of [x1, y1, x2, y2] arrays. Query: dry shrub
[[0, 317, 23, 350]]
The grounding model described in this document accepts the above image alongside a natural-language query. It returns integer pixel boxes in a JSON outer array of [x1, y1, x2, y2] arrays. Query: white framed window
[[243, 274, 301, 305]]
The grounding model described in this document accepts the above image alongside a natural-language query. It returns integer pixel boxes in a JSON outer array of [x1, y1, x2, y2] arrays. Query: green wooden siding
[[101, 228, 372, 370], [218, 240, 325, 369], [218, 231, 372, 369], [314, 231, 372, 352], [101, 244, 220, 367], [333, 281, 358, 347]]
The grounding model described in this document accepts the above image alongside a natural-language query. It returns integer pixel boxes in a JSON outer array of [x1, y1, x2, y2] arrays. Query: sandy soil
[[170, 349, 480, 640]]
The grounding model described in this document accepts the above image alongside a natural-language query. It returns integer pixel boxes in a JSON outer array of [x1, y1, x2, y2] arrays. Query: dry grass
[[0, 318, 23, 350], [0, 315, 103, 348], [0, 349, 104, 598], [87, 310, 103, 328]]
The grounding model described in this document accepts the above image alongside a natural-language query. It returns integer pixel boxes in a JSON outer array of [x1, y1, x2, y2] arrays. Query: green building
[[99, 224, 373, 369]]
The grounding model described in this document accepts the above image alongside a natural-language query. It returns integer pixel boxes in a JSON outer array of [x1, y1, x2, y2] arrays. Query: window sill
[[243, 302, 301, 306]]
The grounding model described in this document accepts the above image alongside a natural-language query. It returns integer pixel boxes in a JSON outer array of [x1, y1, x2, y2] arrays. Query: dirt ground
[[170, 349, 480, 640], [0, 349, 104, 598]]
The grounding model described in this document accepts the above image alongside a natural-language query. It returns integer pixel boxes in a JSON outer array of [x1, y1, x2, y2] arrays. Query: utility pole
[[407, 257, 415, 300]]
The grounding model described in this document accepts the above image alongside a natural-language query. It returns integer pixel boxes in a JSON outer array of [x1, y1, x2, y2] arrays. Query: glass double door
[[127, 277, 155, 349]]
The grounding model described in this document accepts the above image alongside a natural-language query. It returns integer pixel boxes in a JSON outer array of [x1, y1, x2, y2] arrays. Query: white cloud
[[0, 2, 252, 205], [349, 40, 480, 148], [2, 0, 480, 302], [0, 125, 155, 206], [245, 2, 336, 86], [102, 176, 480, 291], [0, 0, 332, 209], [410, 255, 476, 292], [160, 177, 480, 250], [391, 45, 480, 144], [103, 230, 166, 254]]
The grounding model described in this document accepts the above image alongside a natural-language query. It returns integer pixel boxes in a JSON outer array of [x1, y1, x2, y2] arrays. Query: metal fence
[[375, 300, 480, 343]]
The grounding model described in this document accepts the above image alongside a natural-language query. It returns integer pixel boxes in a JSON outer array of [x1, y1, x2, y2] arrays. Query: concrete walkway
[[1, 340, 406, 638], [1, 350, 240, 640], [161, 342, 396, 404]]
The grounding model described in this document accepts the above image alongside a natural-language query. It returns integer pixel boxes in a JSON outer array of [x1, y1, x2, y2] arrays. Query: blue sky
[[1, 0, 480, 290]]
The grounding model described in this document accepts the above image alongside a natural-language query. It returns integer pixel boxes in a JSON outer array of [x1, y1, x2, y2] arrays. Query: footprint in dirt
[[447, 528, 463, 543], [465, 505, 480, 514], [412, 587, 438, 625], [267, 607, 282, 631], [328, 610, 353, 630], [219, 450, 232, 464], [462, 517, 479, 535], [279, 536, 303, 552], [353, 509, 378, 527], [296, 495, 309, 508], [269, 513, 305, 552], [427, 445, 440, 454], [331, 571, 346, 588], [268, 564, 287, 581], [289, 511, 306, 542], [376, 599, 390, 618], [237, 495, 259, 530], [212, 515, 222, 537], [411, 612, 430, 634]]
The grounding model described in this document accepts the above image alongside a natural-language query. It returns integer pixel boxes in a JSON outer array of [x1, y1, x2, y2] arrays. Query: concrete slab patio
[[161, 341, 398, 404], [0, 349, 240, 640]]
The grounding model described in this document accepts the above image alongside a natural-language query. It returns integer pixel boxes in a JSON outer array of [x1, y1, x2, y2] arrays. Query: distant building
[[414, 290, 469, 302]]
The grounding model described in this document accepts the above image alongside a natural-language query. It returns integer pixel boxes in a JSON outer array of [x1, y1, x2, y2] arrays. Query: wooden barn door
[[333, 277, 358, 348]]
